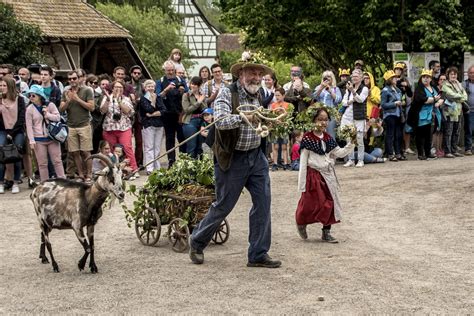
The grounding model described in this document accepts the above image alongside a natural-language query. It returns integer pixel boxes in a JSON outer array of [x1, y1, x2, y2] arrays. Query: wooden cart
[[134, 191, 230, 252]]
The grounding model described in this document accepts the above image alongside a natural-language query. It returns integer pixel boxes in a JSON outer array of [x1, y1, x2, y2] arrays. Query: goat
[[30, 154, 125, 273]]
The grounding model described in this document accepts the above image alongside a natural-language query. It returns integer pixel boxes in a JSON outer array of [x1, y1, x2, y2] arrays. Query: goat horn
[[86, 154, 115, 170]]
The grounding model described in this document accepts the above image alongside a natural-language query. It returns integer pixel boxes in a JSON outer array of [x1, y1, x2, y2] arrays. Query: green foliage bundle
[[0, 3, 45, 66], [96, 2, 191, 78], [124, 154, 215, 227]]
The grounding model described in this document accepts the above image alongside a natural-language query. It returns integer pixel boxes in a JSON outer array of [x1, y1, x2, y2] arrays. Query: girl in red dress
[[295, 108, 354, 242]]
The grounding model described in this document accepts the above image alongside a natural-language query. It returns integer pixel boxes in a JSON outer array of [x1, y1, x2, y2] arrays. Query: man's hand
[[67, 90, 79, 101], [197, 95, 205, 103]]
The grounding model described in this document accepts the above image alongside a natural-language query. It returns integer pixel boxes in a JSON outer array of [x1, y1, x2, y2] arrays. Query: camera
[[323, 77, 330, 82], [112, 113, 122, 121]]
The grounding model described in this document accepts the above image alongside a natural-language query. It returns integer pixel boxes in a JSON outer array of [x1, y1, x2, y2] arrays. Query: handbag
[[35, 105, 69, 143], [399, 107, 406, 124], [46, 118, 69, 144], [0, 138, 22, 164]]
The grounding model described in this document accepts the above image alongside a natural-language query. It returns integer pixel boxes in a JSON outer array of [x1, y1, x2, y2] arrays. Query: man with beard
[[189, 54, 281, 269]]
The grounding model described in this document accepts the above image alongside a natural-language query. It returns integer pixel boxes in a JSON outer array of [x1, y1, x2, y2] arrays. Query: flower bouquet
[[337, 124, 357, 143]]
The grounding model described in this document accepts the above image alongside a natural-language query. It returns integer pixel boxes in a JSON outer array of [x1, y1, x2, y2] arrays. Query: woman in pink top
[[0, 78, 26, 194], [25, 85, 65, 182], [100, 80, 137, 172]]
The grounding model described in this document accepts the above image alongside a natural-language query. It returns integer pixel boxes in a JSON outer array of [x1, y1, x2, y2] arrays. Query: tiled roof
[[2, 0, 130, 39]]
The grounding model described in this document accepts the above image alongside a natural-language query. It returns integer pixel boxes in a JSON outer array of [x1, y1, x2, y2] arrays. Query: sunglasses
[[29, 94, 38, 98], [90, 81, 98, 85], [68, 77, 78, 81], [133, 72, 141, 75]]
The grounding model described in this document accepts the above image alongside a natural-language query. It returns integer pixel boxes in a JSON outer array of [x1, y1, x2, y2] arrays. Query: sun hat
[[26, 84, 47, 100], [229, 51, 273, 78], [383, 70, 397, 81], [355, 60, 364, 67]]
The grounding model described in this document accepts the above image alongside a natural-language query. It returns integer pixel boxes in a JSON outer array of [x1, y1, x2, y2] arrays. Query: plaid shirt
[[214, 81, 261, 151], [201, 79, 227, 107]]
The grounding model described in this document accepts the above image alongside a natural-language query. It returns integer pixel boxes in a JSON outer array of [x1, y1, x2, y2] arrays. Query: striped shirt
[[214, 81, 261, 151]]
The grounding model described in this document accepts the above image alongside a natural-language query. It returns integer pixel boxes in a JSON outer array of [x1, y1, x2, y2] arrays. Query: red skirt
[[295, 167, 339, 226]]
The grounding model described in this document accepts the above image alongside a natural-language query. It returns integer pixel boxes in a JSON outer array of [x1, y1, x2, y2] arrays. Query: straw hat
[[230, 51, 273, 78]]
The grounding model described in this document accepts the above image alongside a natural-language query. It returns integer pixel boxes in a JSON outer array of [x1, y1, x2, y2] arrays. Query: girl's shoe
[[417, 155, 427, 160], [445, 153, 455, 158], [321, 229, 338, 243], [271, 164, 278, 171], [297, 224, 308, 240], [28, 177, 37, 188], [0, 184, 4, 194]]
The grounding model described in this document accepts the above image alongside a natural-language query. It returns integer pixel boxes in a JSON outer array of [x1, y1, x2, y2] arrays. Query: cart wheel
[[212, 219, 230, 245], [135, 207, 161, 246], [167, 218, 190, 253]]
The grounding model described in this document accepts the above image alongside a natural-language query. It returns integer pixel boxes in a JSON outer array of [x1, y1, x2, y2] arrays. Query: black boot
[[321, 228, 338, 243]]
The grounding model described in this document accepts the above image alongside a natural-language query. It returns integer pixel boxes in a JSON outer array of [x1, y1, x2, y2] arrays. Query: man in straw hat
[[189, 52, 281, 268]]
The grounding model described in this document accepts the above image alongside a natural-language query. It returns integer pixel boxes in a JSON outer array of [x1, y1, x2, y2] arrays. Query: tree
[[217, 0, 472, 74], [96, 3, 190, 78], [0, 3, 45, 66]]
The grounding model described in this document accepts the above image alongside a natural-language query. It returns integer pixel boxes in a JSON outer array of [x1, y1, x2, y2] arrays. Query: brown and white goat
[[30, 154, 125, 273]]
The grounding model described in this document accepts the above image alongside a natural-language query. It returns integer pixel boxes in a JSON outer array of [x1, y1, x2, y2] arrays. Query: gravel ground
[[0, 155, 473, 314]]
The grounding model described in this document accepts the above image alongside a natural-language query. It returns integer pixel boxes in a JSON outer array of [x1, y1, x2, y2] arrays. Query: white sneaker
[[404, 148, 416, 155], [343, 160, 355, 167], [12, 184, 20, 194], [0, 184, 4, 194], [355, 161, 365, 168]]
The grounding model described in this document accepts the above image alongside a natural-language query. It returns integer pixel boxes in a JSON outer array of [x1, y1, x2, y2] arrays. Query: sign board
[[387, 42, 404, 51], [392, 52, 440, 86], [408, 52, 440, 85]]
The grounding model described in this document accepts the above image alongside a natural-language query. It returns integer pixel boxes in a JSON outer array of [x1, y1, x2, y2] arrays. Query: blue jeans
[[0, 131, 24, 182], [384, 115, 403, 156], [464, 112, 474, 151], [183, 117, 203, 159], [191, 148, 272, 262], [350, 148, 383, 163]]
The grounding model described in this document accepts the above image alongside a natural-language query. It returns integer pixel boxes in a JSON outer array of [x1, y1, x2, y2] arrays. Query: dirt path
[[0, 156, 473, 313]]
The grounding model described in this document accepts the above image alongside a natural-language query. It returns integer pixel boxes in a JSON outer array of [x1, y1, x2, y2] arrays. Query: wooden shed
[[2, 0, 151, 78]]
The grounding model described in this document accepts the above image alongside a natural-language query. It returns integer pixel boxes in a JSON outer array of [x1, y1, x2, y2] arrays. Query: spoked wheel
[[212, 219, 230, 245], [135, 207, 161, 246], [167, 218, 190, 252]]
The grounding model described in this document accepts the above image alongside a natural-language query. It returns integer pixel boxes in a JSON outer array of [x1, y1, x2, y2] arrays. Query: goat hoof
[[90, 264, 98, 274], [78, 261, 86, 271], [41, 257, 49, 264], [52, 263, 60, 273]]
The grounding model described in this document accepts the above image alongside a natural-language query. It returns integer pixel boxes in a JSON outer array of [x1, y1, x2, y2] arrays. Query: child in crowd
[[92, 140, 116, 174], [295, 107, 354, 243], [200, 108, 213, 156], [291, 130, 303, 171], [270, 87, 291, 171], [114, 143, 135, 180]]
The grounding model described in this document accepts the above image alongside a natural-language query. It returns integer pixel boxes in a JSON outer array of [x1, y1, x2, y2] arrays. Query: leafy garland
[[294, 102, 341, 132], [123, 154, 215, 227]]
